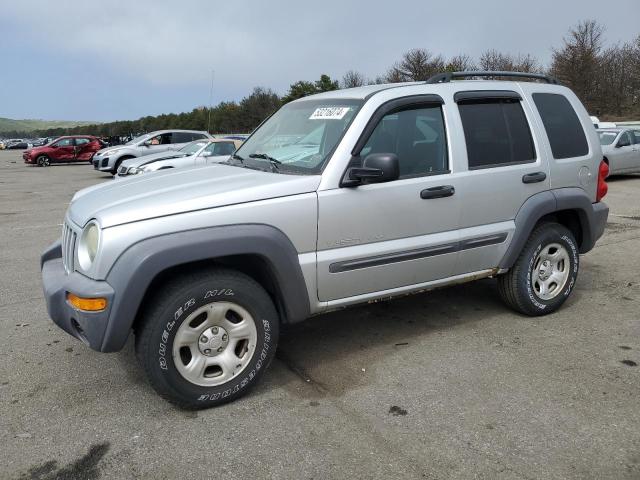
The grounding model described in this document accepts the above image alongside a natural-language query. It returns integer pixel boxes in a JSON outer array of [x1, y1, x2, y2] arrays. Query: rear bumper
[[41, 240, 116, 352], [586, 201, 609, 251]]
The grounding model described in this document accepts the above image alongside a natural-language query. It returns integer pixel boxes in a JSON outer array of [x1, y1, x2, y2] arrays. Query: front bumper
[[41, 240, 116, 351], [23, 153, 34, 163], [93, 155, 112, 171]]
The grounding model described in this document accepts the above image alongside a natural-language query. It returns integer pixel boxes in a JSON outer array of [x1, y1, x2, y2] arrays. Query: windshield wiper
[[231, 153, 245, 164], [249, 153, 282, 172]]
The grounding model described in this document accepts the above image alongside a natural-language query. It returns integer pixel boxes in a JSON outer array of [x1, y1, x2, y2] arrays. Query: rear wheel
[[135, 269, 279, 409], [37, 155, 50, 167], [498, 223, 579, 316]]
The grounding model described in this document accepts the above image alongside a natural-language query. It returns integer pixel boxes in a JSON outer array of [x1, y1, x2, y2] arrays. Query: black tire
[[135, 269, 279, 409], [111, 157, 132, 175], [36, 155, 50, 167], [497, 223, 579, 316]]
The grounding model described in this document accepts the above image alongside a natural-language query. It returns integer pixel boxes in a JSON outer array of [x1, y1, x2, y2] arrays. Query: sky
[[1, 0, 638, 122]]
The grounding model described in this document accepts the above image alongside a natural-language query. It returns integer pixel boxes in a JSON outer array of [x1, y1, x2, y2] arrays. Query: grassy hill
[[0, 117, 98, 135]]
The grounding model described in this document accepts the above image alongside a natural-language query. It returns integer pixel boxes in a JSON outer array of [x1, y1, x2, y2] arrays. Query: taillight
[[596, 160, 609, 202]]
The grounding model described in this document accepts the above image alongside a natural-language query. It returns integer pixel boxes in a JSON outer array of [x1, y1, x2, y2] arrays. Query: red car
[[23, 136, 104, 167]]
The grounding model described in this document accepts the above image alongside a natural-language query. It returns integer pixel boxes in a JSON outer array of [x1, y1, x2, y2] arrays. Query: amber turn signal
[[66, 293, 107, 312]]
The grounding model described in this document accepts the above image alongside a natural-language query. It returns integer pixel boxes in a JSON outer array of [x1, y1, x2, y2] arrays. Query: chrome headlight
[[78, 220, 101, 271], [128, 167, 144, 175]]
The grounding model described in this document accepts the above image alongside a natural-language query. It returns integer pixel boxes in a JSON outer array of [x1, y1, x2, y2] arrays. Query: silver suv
[[41, 71, 609, 409], [92, 129, 213, 174]]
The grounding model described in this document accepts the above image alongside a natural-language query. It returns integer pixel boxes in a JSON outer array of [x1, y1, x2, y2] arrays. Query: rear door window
[[458, 99, 536, 169], [213, 142, 236, 156], [618, 132, 632, 147], [532, 93, 589, 159]]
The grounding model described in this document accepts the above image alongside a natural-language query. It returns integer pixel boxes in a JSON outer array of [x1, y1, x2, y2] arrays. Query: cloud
[[2, 0, 639, 120]]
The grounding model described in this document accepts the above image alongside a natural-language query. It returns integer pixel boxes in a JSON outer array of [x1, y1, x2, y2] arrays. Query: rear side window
[[172, 132, 195, 143], [458, 99, 535, 169], [213, 142, 236, 156], [532, 93, 589, 159]]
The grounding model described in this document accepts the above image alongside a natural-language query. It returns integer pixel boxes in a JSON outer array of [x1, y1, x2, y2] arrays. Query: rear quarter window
[[532, 93, 589, 159]]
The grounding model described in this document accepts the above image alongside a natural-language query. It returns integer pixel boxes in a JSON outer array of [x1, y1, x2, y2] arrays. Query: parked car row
[[16, 129, 248, 176]]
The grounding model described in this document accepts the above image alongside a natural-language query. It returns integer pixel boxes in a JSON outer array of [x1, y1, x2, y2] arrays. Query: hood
[[96, 144, 136, 156], [121, 151, 189, 169], [26, 145, 47, 155], [68, 164, 320, 228]]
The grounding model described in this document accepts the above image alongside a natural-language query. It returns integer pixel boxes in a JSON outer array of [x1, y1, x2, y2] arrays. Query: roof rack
[[426, 71, 560, 85]]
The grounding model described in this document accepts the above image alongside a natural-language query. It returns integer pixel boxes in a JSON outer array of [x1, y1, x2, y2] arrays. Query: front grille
[[61, 222, 77, 274]]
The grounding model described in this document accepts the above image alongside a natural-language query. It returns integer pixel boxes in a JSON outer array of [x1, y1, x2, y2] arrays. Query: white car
[[117, 138, 243, 178], [598, 128, 640, 174]]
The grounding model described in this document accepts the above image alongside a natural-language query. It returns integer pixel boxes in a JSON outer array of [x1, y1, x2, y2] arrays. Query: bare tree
[[341, 70, 366, 88], [384, 64, 405, 83], [479, 49, 515, 71], [390, 48, 446, 81], [550, 20, 605, 112], [445, 54, 476, 72]]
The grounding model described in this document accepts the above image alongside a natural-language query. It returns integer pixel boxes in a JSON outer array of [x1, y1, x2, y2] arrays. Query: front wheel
[[135, 269, 279, 409], [498, 223, 579, 316], [37, 155, 50, 167]]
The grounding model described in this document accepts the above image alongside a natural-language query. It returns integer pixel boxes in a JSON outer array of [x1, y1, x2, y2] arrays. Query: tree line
[[4, 20, 638, 139]]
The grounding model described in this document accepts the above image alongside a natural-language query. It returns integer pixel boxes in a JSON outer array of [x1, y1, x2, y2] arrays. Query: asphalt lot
[[0, 149, 639, 480]]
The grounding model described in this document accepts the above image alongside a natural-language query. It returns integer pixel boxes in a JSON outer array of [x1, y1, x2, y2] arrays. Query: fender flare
[[499, 188, 608, 269], [100, 224, 311, 352]]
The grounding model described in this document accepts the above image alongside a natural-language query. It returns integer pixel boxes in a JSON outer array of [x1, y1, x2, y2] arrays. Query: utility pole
[[207, 69, 215, 134]]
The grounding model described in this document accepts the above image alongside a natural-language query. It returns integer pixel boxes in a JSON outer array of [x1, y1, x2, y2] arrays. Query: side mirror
[[142, 140, 151, 147], [344, 153, 399, 186]]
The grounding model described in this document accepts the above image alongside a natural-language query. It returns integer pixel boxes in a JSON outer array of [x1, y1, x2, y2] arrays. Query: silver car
[[116, 138, 243, 178], [42, 71, 609, 409], [92, 129, 213, 174], [598, 128, 640, 174]]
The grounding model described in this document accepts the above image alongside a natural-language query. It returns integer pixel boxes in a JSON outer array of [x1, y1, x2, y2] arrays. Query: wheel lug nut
[[200, 336, 208, 342], [212, 327, 219, 334], [217, 347, 223, 352], [222, 334, 228, 341], [204, 349, 211, 354]]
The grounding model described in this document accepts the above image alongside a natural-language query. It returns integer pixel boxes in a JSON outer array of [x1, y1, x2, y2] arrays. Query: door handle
[[420, 185, 455, 199], [522, 172, 547, 184]]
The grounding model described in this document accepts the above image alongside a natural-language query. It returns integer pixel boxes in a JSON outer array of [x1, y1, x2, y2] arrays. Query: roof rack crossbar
[[425, 71, 560, 85]]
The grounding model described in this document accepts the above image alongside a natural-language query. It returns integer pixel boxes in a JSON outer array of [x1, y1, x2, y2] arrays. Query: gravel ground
[[0, 149, 639, 479]]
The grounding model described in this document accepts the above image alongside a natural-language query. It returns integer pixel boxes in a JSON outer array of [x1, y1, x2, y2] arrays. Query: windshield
[[126, 134, 151, 146], [179, 140, 209, 155], [230, 99, 363, 174], [599, 131, 619, 145]]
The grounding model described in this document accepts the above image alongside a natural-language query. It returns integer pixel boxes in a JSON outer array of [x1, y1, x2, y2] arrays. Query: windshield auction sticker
[[309, 106, 351, 120]]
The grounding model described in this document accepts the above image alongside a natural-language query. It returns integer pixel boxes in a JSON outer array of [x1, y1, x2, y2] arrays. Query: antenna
[[207, 69, 215, 133]]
